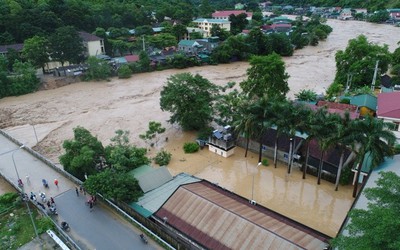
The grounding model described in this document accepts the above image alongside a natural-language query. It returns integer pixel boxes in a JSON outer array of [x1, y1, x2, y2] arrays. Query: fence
[[0, 129, 177, 249]]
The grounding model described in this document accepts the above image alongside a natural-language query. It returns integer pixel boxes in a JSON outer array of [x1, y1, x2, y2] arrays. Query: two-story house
[[192, 18, 231, 38], [78, 32, 105, 57]]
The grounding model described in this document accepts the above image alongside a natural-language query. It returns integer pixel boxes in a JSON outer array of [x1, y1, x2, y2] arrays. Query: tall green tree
[[105, 130, 150, 172], [240, 53, 289, 99], [334, 35, 391, 90], [0, 57, 11, 98], [49, 26, 85, 66], [332, 171, 400, 249], [8, 61, 40, 96], [160, 73, 218, 130], [59, 126, 105, 180], [22, 35, 50, 74], [229, 13, 248, 35], [352, 116, 396, 197], [327, 112, 357, 191], [84, 56, 111, 81], [84, 169, 143, 202]]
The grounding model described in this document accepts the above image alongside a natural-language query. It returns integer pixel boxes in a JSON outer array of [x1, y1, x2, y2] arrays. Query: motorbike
[[61, 221, 70, 231], [42, 179, 49, 188], [140, 234, 148, 244], [49, 205, 58, 215], [39, 192, 46, 203]]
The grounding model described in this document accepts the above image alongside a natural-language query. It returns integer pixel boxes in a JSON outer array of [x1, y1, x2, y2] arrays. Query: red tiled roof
[[316, 101, 358, 112], [305, 104, 359, 120], [377, 92, 400, 119], [125, 55, 139, 62], [212, 10, 253, 18]]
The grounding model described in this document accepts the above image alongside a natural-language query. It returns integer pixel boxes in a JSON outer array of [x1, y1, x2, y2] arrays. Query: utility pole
[[371, 60, 379, 92], [142, 36, 145, 51]]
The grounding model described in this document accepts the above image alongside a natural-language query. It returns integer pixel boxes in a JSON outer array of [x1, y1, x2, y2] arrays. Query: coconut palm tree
[[250, 96, 274, 163], [234, 100, 257, 157], [327, 111, 357, 191], [352, 116, 396, 197], [312, 109, 341, 185]]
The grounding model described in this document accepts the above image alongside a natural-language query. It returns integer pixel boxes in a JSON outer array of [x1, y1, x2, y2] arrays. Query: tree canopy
[[160, 72, 218, 130], [332, 171, 400, 249], [240, 53, 289, 99], [334, 35, 391, 90]]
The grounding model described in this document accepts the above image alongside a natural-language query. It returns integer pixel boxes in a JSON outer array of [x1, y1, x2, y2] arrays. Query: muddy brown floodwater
[[0, 18, 399, 237]]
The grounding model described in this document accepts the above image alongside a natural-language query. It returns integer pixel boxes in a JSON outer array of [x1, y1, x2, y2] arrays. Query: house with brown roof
[[212, 10, 253, 21], [154, 181, 330, 249], [78, 31, 105, 57], [0, 43, 24, 56]]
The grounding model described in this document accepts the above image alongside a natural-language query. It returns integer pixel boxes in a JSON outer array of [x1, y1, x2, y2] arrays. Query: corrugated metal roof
[[132, 173, 200, 214], [155, 181, 329, 250], [136, 166, 173, 193], [377, 92, 400, 119]]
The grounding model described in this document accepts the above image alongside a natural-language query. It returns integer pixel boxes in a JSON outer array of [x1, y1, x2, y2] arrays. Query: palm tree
[[250, 96, 273, 163], [352, 116, 396, 197], [327, 112, 357, 191], [234, 100, 257, 157], [312, 109, 340, 185]]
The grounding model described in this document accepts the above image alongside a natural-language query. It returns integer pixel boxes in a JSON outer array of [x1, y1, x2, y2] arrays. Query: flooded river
[[0, 19, 399, 237]]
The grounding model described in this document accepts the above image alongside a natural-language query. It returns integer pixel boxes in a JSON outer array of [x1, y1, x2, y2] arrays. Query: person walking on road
[[89, 200, 93, 212], [75, 187, 79, 196], [50, 197, 55, 204], [25, 175, 30, 184], [54, 179, 58, 187]]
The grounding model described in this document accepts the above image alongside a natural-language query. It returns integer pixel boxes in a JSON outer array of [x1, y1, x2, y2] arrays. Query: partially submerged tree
[[334, 35, 391, 90], [105, 130, 150, 172], [160, 73, 218, 130], [139, 121, 166, 147], [240, 53, 289, 99]]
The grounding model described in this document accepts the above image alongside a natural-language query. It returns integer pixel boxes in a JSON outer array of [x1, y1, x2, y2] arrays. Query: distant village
[[1, 2, 399, 77]]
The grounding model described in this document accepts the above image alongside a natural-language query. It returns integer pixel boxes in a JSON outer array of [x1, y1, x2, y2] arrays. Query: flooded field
[[1, 19, 399, 237]]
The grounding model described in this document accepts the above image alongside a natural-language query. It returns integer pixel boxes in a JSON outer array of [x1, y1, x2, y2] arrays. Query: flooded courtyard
[[1, 19, 399, 237], [161, 130, 353, 237]]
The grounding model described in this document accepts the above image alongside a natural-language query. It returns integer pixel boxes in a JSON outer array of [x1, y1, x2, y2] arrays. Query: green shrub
[[262, 158, 269, 166], [394, 144, 400, 155], [154, 150, 172, 166], [118, 64, 132, 79], [36, 216, 55, 234], [339, 166, 352, 185], [183, 142, 200, 153], [0, 193, 18, 205]]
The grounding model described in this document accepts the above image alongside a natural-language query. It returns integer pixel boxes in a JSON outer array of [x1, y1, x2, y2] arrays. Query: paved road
[[0, 134, 159, 250]]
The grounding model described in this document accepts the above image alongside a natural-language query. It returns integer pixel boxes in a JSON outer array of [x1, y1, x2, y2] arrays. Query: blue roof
[[178, 40, 198, 46], [130, 173, 200, 216], [350, 94, 377, 111]]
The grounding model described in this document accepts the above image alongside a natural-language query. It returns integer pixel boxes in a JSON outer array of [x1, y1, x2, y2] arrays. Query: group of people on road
[[29, 191, 57, 215], [76, 185, 97, 212]]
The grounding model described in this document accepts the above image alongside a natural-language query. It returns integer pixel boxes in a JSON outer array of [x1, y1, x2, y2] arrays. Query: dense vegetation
[[60, 128, 147, 202], [273, 0, 400, 10]]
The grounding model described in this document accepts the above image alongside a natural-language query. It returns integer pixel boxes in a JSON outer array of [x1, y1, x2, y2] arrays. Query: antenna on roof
[[371, 60, 379, 92]]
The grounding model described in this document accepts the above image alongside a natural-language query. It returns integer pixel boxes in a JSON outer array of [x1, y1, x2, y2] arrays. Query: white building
[[78, 32, 105, 57], [192, 18, 231, 37]]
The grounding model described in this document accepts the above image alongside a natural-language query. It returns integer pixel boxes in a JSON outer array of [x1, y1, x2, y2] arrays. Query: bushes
[[261, 158, 269, 166], [183, 142, 200, 153], [154, 150, 172, 166], [118, 64, 132, 79]]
